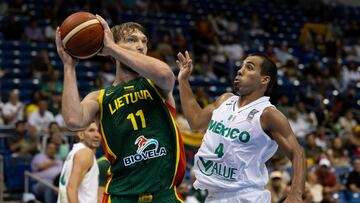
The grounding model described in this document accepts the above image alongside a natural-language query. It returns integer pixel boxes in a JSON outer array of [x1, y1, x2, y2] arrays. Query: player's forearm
[[289, 146, 306, 197], [178, 78, 205, 130], [62, 66, 84, 130], [108, 44, 175, 91], [66, 186, 79, 203]]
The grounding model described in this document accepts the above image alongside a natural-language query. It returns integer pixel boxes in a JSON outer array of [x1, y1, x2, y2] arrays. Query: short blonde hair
[[111, 22, 146, 43]]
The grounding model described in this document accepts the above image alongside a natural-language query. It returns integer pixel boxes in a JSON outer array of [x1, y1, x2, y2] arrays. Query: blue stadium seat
[[332, 192, 347, 202], [349, 192, 360, 203], [4, 156, 32, 192]]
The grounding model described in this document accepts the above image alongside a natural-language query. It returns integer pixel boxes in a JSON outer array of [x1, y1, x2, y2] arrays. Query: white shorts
[[205, 188, 271, 203]]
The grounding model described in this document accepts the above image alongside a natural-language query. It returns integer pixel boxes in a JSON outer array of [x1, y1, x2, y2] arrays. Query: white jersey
[[57, 143, 99, 203], [193, 96, 278, 192]]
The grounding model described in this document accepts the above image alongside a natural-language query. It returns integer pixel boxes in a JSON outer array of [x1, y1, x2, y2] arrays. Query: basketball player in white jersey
[[57, 122, 101, 203], [176, 51, 306, 203]]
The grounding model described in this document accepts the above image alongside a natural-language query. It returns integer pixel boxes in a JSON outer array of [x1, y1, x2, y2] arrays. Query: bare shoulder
[[261, 107, 288, 131], [74, 147, 94, 165], [83, 90, 101, 101], [213, 93, 234, 109]]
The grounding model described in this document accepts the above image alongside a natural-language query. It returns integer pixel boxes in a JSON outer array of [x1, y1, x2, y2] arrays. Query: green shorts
[[102, 188, 184, 203]]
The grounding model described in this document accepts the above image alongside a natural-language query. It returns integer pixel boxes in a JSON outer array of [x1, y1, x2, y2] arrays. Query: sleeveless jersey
[[57, 143, 99, 203], [99, 77, 186, 196], [193, 96, 278, 192]]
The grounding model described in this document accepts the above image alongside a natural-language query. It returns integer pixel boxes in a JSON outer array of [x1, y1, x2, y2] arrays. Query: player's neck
[[113, 66, 140, 86], [237, 91, 265, 107], [81, 142, 97, 154]]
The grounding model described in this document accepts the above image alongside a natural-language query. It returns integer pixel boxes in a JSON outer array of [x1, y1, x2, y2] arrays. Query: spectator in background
[[248, 13, 264, 35], [173, 28, 188, 53], [307, 172, 323, 203], [8, 120, 38, 157], [288, 108, 312, 139], [348, 125, 360, 157], [28, 99, 55, 136], [276, 95, 291, 117], [344, 37, 360, 62], [346, 157, 360, 192], [327, 137, 350, 167], [47, 132, 69, 161], [41, 122, 67, 155], [31, 142, 63, 203], [337, 110, 358, 137], [157, 32, 176, 69], [274, 42, 295, 64], [193, 53, 217, 80], [98, 61, 115, 87], [315, 125, 329, 151], [47, 91, 61, 116], [44, 20, 56, 41], [314, 102, 327, 126], [296, 101, 317, 130], [304, 132, 323, 167], [270, 157, 291, 185], [25, 90, 42, 119], [30, 50, 53, 79], [341, 61, 360, 88], [311, 158, 342, 195], [194, 86, 211, 108], [25, 18, 44, 41], [267, 171, 286, 203], [41, 69, 63, 99], [2, 90, 24, 127]]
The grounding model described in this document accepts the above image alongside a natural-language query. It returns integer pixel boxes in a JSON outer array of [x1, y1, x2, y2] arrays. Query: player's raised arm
[[176, 51, 233, 131], [55, 28, 99, 130], [96, 15, 175, 94]]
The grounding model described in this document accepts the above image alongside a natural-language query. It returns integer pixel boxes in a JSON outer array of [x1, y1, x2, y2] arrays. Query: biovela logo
[[196, 156, 238, 180], [123, 135, 167, 166]]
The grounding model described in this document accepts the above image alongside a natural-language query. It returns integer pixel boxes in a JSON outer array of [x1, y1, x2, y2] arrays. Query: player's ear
[[261, 75, 271, 85], [77, 131, 85, 140]]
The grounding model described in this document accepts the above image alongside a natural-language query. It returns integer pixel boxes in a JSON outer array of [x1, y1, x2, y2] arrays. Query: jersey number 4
[[214, 143, 224, 158], [127, 109, 146, 130]]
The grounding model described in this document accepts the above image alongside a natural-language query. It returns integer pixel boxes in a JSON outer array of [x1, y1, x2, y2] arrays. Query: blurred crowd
[[0, 0, 360, 202]]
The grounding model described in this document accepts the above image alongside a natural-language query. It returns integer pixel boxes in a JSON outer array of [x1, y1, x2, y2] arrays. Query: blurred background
[[0, 0, 359, 202]]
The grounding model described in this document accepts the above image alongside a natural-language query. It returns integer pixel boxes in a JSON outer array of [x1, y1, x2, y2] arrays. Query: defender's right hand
[[55, 27, 77, 67], [176, 51, 193, 81]]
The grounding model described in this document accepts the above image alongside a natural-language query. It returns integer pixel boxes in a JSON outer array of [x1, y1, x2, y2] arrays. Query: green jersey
[[98, 77, 186, 196], [97, 156, 110, 187]]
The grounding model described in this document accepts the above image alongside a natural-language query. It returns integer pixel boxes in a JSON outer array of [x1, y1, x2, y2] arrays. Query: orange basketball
[[59, 12, 104, 59]]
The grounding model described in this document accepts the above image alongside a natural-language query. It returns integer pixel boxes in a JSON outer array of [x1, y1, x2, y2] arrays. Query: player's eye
[[246, 64, 254, 70], [127, 38, 136, 42]]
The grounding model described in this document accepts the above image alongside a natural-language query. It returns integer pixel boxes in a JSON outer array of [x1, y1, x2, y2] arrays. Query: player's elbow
[[64, 117, 83, 131], [158, 67, 175, 87]]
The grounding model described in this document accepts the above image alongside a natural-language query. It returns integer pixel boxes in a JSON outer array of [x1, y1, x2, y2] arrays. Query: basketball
[[59, 11, 104, 59]]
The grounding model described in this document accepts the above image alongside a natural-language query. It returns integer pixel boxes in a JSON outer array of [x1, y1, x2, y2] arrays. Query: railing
[[24, 171, 59, 194]]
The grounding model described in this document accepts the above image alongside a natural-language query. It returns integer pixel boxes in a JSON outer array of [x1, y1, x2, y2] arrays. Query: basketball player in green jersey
[[55, 15, 186, 203]]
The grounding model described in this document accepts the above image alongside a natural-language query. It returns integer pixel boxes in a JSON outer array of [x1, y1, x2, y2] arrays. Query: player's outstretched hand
[[55, 27, 77, 67], [95, 14, 115, 56], [176, 51, 193, 81]]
